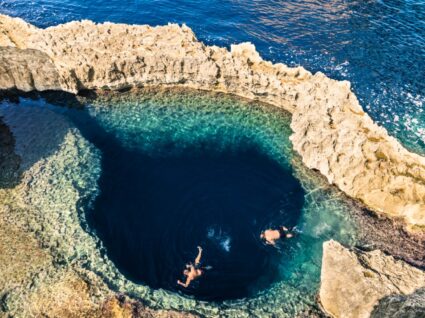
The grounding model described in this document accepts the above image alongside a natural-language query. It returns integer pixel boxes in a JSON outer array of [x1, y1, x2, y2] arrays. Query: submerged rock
[[0, 117, 198, 318], [320, 240, 425, 318], [0, 14, 424, 231]]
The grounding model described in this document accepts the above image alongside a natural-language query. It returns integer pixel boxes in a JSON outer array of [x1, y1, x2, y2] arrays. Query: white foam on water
[[220, 236, 232, 252], [207, 226, 232, 252]]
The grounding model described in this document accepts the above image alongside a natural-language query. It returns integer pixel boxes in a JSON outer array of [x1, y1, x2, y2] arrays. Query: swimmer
[[260, 226, 293, 246], [177, 246, 204, 288]]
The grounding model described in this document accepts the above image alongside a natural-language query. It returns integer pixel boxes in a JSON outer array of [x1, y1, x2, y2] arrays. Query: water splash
[[207, 227, 232, 252]]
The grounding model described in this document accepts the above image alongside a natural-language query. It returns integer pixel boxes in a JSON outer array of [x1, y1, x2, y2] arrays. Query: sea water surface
[[1, 0, 424, 153]]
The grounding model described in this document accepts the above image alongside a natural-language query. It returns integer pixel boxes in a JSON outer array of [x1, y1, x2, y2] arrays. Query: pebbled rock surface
[[0, 14, 424, 230], [320, 240, 425, 318]]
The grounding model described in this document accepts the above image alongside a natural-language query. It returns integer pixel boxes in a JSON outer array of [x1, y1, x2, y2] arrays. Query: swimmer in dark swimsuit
[[177, 246, 204, 288], [260, 226, 293, 246]]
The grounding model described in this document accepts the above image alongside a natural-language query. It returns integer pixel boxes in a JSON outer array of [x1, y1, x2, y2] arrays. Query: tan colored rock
[[22, 270, 100, 318], [0, 46, 61, 91], [0, 203, 52, 291], [0, 15, 36, 48], [0, 14, 424, 230], [100, 296, 199, 318], [320, 240, 425, 318]]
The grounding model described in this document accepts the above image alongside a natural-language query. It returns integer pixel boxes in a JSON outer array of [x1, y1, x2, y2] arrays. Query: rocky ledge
[[0, 14, 425, 231], [320, 240, 425, 318]]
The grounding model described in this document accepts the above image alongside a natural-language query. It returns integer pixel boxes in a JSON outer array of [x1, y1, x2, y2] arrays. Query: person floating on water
[[260, 226, 293, 246], [177, 246, 205, 288]]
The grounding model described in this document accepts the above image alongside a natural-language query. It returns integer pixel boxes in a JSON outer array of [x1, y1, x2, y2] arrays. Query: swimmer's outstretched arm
[[195, 246, 203, 265]]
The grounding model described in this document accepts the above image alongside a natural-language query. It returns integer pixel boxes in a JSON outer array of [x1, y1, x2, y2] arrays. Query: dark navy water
[[90, 138, 303, 300], [1, 0, 424, 153]]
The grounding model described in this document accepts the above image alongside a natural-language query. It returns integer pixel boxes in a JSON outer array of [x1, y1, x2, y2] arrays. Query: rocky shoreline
[[1, 14, 425, 231], [0, 14, 424, 317]]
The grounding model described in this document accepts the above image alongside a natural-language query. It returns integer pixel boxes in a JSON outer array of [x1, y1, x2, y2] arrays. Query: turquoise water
[[0, 90, 362, 316]]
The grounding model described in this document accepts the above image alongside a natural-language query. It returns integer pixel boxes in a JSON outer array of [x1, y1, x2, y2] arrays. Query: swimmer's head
[[260, 232, 265, 239]]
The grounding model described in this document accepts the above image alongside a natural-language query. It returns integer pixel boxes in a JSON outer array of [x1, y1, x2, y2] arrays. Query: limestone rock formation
[[0, 46, 61, 92], [0, 14, 424, 230], [320, 240, 425, 318]]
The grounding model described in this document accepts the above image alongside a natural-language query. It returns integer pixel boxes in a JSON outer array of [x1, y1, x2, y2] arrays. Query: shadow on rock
[[0, 117, 21, 188], [0, 90, 98, 181]]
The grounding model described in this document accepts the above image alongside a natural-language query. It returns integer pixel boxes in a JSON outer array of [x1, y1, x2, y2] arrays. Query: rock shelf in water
[[0, 14, 424, 231]]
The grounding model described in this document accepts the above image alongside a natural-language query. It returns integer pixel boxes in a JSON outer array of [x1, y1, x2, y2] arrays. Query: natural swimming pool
[[0, 89, 363, 315], [81, 94, 305, 301]]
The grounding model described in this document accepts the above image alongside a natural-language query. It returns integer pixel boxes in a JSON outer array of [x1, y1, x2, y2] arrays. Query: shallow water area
[[0, 89, 363, 316]]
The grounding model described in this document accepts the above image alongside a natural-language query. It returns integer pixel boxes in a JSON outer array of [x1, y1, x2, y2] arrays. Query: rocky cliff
[[1, 14, 424, 231], [320, 240, 425, 318]]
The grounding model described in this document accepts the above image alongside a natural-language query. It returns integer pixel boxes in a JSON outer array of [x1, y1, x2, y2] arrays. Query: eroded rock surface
[[371, 287, 425, 318], [0, 46, 61, 92], [320, 240, 425, 318], [0, 14, 424, 230]]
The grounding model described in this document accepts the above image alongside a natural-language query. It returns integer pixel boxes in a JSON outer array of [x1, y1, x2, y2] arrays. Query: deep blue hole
[[89, 143, 304, 301], [69, 103, 306, 301]]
